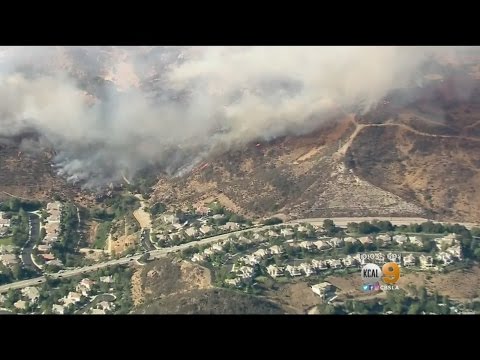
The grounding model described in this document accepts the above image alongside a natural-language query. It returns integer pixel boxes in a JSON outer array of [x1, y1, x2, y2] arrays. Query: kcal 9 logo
[[382, 262, 400, 284]]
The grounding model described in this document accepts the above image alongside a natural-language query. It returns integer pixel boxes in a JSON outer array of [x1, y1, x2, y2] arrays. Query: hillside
[[132, 258, 284, 314], [152, 115, 427, 220], [1, 49, 480, 223], [0, 133, 94, 205], [151, 75, 480, 223]]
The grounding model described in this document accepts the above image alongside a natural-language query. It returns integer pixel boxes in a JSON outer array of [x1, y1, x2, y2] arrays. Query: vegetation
[[10, 209, 30, 247], [339, 286, 453, 315], [150, 202, 167, 216], [323, 219, 343, 237], [51, 202, 79, 264], [263, 217, 283, 226], [0, 198, 42, 212], [0, 236, 14, 246], [94, 221, 111, 249]]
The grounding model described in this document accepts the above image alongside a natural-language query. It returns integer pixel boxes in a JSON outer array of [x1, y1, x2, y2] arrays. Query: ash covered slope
[[152, 64, 480, 223]]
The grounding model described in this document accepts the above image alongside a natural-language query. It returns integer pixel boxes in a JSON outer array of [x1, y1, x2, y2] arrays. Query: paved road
[[288, 217, 479, 229], [20, 213, 42, 274], [1, 216, 477, 294], [0, 225, 270, 293]]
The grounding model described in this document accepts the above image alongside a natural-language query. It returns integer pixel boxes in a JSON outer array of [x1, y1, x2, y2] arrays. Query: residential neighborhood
[[0, 192, 479, 315]]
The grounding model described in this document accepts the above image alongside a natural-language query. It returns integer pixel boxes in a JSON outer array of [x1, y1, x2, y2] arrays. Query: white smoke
[[0, 46, 476, 188]]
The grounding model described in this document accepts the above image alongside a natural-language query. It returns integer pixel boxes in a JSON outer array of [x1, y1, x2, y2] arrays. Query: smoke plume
[[0, 46, 477, 188]]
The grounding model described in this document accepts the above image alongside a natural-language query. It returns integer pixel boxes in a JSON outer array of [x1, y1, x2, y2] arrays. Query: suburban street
[[20, 213, 42, 273], [1, 216, 478, 294]]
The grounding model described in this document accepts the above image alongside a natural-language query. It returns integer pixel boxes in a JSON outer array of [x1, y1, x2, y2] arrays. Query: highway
[[1, 216, 477, 294]]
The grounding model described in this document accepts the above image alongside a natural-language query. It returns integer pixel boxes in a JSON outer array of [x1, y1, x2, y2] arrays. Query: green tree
[[407, 303, 421, 314], [471, 227, 480, 237], [323, 219, 336, 235], [357, 221, 379, 234], [263, 217, 283, 226]]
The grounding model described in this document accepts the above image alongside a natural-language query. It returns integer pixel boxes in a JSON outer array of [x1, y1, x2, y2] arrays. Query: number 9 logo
[[382, 262, 400, 284]]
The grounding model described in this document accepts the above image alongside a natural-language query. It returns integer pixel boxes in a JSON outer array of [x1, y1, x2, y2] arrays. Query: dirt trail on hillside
[[133, 194, 152, 228], [335, 117, 480, 159], [131, 268, 144, 306]]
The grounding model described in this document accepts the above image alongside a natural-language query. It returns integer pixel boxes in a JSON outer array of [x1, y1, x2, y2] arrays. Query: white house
[[299, 262, 316, 276], [393, 234, 408, 244], [267, 230, 279, 238], [67, 292, 82, 303], [269, 245, 284, 255], [200, 225, 212, 235], [403, 254, 416, 267], [328, 237, 345, 248], [437, 252, 454, 266], [253, 248, 269, 259], [344, 237, 359, 244], [313, 240, 330, 251], [419, 255, 434, 268], [238, 266, 255, 279], [37, 244, 51, 252], [192, 253, 208, 262], [280, 228, 294, 238], [297, 225, 309, 233], [97, 301, 113, 312], [446, 245, 463, 260], [311, 282, 334, 298], [185, 227, 199, 238], [253, 233, 266, 241], [46, 259, 63, 267], [225, 278, 243, 287], [299, 241, 316, 250], [223, 222, 240, 231], [409, 236, 423, 247], [0, 212, 11, 228], [285, 265, 302, 276], [210, 244, 223, 253], [342, 255, 357, 267], [52, 304, 65, 314], [359, 236, 373, 245], [328, 259, 343, 269], [266, 265, 284, 278], [14, 300, 27, 310], [163, 214, 180, 224], [91, 308, 106, 315], [76, 278, 94, 296], [241, 255, 260, 266], [21, 287, 40, 303], [376, 234, 392, 246], [0, 253, 18, 267], [100, 275, 113, 283], [311, 259, 328, 270], [435, 235, 457, 250]]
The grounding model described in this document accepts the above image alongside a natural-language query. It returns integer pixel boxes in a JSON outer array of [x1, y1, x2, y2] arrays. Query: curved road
[[1, 216, 477, 294], [20, 213, 42, 274]]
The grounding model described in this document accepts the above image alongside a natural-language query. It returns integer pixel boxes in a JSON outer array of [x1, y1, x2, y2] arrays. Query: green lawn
[[94, 221, 112, 249], [0, 237, 13, 246]]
